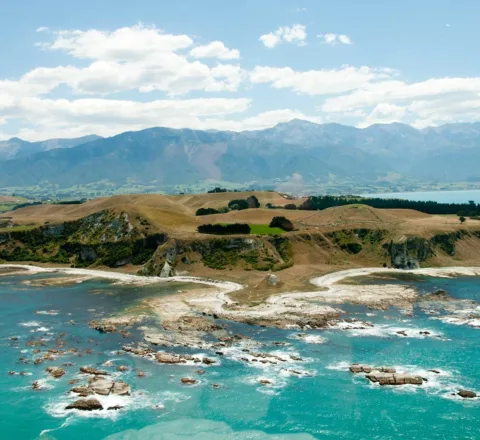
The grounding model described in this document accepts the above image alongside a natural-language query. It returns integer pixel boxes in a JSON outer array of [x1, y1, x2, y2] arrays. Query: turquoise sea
[[0, 270, 479, 439]]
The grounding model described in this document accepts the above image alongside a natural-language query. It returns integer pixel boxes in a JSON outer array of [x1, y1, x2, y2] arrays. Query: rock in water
[[181, 377, 197, 385], [70, 386, 93, 397], [458, 389, 477, 399], [80, 366, 109, 376], [87, 376, 132, 396], [65, 398, 103, 411], [45, 366, 66, 378], [366, 373, 423, 386], [349, 364, 396, 374], [111, 381, 131, 396], [156, 352, 187, 364], [87, 377, 112, 396]]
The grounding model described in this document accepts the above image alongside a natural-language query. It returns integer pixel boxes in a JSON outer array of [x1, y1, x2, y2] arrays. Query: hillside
[[1, 120, 480, 193], [1, 191, 480, 295]]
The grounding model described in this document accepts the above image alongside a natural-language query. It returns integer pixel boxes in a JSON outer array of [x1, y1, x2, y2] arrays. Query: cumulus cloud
[[3, 22, 480, 139], [13, 24, 247, 97], [0, 93, 322, 141], [318, 33, 352, 45], [190, 41, 240, 59], [250, 65, 392, 95], [321, 77, 480, 127], [259, 24, 307, 48], [0, 97, 251, 140]]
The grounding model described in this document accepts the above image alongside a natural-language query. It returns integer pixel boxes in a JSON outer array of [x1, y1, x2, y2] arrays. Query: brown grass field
[[1, 191, 477, 238], [2, 191, 480, 299]]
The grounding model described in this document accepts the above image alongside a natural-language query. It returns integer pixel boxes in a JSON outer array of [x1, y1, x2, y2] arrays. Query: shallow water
[[1, 272, 479, 439]]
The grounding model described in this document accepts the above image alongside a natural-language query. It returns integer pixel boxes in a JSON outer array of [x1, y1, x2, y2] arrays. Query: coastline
[[2, 263, 480, 329]]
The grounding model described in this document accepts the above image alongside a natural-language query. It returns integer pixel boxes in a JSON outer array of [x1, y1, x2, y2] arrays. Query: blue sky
[[0, 0, 479, 140]]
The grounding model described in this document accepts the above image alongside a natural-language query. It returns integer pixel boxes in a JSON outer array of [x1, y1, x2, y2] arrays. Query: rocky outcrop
[[458, 389, 477, 399], [65, 398, 103, 411], [349, 364, 423, 386], [141, 235, 294, 274], [366, 372, 423, 386], [267, 274, 278, 286], [387, 231, 467, 269], [79, 366, 109, 376], [180, 377, 197, 385], [155, 352, 187, 364], [349, 364, 396, 374], [159, 260, 175, 278], [71, 376, 131, 397], [45, 366, 65, 378], [0, 209, 164, 268], [387, 237, 434, 269]]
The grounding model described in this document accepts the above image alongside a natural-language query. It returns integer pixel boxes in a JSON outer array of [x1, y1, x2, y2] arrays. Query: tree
[[283, 203, 297, 210], [269, 216, 294, 231], [459, 216, 466, 224], [247, 195, 260, 208], [228, 199, 249, 210]]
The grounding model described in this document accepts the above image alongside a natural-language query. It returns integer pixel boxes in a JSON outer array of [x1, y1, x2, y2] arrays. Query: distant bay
[[362, 189, 480, 204]]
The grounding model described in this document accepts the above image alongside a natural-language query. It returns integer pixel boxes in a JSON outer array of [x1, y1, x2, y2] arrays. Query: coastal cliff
[[0, 209, 479, 275]]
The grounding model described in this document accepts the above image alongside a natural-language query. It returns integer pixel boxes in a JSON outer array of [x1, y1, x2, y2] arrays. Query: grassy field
[[0, 224, 36, 233], [249, 224, 285, 235]]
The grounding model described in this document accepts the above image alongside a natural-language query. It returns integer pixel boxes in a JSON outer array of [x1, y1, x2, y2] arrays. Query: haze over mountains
[[1, 120, 479, 189], [0, 135, 102, 161]]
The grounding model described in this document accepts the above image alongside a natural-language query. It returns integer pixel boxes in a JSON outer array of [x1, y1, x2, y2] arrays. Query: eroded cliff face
[[140, 235, 294, 277], [386, 231, 468, 269], [0, 210, 165, 268], [0, 213, 478, 274]]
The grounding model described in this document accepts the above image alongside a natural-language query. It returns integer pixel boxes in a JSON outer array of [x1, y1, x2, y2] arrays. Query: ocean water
[[361, 189, 480, 204], [0, 271, 479, 439]]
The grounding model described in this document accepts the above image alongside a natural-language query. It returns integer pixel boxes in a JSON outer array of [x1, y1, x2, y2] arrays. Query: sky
[[1, 0, 479, 141]]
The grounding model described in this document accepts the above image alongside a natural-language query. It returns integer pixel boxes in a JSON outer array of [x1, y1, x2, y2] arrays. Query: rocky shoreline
[[3, 263, 480, 419]]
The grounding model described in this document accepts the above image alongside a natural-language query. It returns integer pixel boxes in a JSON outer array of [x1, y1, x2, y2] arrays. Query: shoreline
[[2, 263, 480, 328]]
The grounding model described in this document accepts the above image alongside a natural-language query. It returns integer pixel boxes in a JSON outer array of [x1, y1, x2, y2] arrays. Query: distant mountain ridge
[[0, 135, 102, 161], [0, 120, 479, 189]]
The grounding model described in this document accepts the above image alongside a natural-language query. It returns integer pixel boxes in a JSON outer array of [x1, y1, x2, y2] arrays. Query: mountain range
[[0, 120, 479, 190]]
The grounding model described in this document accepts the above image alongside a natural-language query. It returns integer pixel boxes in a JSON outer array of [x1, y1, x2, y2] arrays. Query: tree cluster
[[207, 187, 229, 193], [300, 196, 480, 216], [196, 207, 220, 216]]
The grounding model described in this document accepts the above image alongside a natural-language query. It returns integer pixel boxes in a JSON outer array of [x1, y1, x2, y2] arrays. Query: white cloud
[[318, 33, 352, 45], [36, 27, 49, 33], [337, 35, 352, 44], [0, 97, 323, 141], [21, 25, 247, 97], [0, 97, 253, 140], [250, 65, 392, 95], [321, 76, 480, 127], [259, 24, 307, 48], [3, 23, 480, 139], [190, 41, 240, 59], [42, 24, 193, 61]]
